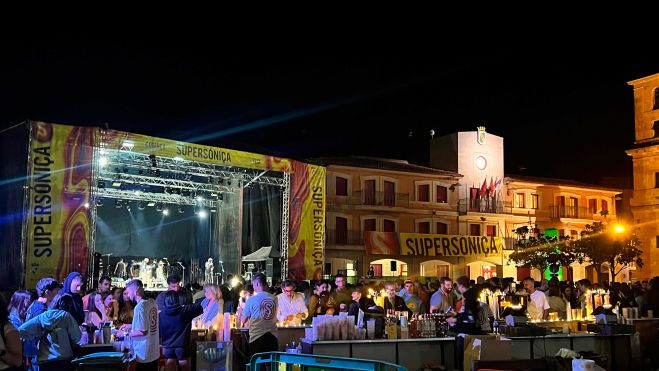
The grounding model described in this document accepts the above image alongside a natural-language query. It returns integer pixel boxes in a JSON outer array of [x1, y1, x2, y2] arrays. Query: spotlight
[[147, 201, 156, 207], [138, 201, 146, 210], [162, 208, 169, 216], [226, 180, 232, 186], [115, 199, 123, 209], [156, 203, 163, 212], [122, 140, 134, 150], [84, 202, 90, 208], [178, 205, 185, 214], [126, 203, 131, 212], [98, 156, 108, 167], [97, 180, 105, 189], [198, 210, 208, 218], [112, 175, 122, 187], [96, 198, 103, 207], [149, 154, 157, 167], [173, 156, 183, 161], [196, 196, 204, 202]]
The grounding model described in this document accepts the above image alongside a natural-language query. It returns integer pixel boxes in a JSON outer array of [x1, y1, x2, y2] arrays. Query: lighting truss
[[97, 172, 234, 194], [94, 188, 217, 208], [101, 149, 286, 187]]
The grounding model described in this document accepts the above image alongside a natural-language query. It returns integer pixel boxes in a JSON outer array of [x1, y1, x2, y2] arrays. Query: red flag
[[479, 177, 487, 198], [488, 177, 494, 195]]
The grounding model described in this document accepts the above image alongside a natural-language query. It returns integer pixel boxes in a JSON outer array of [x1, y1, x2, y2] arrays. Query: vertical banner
[[25, 122, 92, 288], [288, 161, 325, 280]]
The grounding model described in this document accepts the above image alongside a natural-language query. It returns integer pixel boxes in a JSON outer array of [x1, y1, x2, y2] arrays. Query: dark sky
[[1, 39, 657, 187]]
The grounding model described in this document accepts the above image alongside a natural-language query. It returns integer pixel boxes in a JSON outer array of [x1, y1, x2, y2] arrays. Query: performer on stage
[[129, 260, 139, 278], [140, 258, 153, 288], [156, 259, 166, 286], [114, 258, 127, 280], [205, 258, 214, 284]]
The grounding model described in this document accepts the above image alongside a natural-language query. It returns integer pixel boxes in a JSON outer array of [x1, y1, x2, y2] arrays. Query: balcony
[[458, 198, 512, 215], [549, 205, 597, 220], [326, 229, 364, 245], [328, 190, 410, 208]]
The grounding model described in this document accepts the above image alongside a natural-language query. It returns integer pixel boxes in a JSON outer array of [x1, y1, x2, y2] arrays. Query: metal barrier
[[249, 352, 407, 371]]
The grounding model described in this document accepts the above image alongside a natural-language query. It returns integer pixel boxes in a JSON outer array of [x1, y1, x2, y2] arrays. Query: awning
[[241, 246, 279, 261]]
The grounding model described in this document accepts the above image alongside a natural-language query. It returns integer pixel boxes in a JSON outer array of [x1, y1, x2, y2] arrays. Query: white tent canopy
[[242, 246, 279, 261]]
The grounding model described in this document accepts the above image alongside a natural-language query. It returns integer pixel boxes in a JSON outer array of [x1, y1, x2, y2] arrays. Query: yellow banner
[[100, 129, 292, 173], [26, 122, 92, 287], [400, 233, 504, 258], [288, 161, 325, 280]]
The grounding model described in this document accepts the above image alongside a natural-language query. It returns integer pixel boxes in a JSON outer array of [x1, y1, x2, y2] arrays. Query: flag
[[479, 177, 487, 198], [494, 177, 503, 191], [488, 177, 494, 196]]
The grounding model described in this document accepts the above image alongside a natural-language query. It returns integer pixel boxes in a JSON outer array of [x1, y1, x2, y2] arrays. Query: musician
[[204, 258, 214, 284], [114, 258, 127, 280]]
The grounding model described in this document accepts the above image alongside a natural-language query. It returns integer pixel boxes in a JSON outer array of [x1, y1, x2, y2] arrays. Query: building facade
[[626, 72, 659, 279], [315, 129, 621, 283]]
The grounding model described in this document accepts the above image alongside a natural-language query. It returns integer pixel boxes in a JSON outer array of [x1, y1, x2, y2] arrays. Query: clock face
[[475, 156, 487, 170]]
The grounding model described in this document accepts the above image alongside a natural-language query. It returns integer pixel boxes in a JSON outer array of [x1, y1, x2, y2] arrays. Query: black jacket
[[383, 296, 412, 316], [61, 272, 85, 325], [159, 302, 203, 348]]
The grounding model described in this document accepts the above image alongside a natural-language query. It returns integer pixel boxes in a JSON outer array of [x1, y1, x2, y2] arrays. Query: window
[[384, 181, 395, 207], [656, 172, 659, 188], [383, 219, 396, 232], [486, 225, 497, 237], [531, 194, 539, 209], [364, 180, 376, 205], [558, 229, 565, 237], [601, 200, 608, 213], [418, 221, 430, 234], [469, 224, 481, 236], [418, 184, 430, 202], [654, 120, 659, 138], [335, 217, 347, 244], [571, 230, 579, 239], [436, 185, 448, 203], [654, 88, 659, 110], [364, 218, 376, 232], [588, 199, 597, 214], [336, 177, 348, 196], [515, 193, 525, 208], [436, 222, 448, 234]]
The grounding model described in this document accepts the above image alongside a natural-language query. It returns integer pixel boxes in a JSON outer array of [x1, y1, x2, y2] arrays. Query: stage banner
[[288, 161, 325, 280], [364, 231, 400, 255], [25, 122, 93, 288], [99, 129, 292, 173], [400, 233, 504, 258]]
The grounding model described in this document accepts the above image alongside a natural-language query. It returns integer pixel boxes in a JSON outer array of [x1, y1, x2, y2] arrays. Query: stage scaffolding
[[89, 135, 291, 285]]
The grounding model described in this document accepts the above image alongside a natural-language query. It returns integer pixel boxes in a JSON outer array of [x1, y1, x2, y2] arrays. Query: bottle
[[296, 342, 303, 354]]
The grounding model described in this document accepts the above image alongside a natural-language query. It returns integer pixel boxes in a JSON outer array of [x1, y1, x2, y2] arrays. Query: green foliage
[[508, 235, 576, 270], [571, 222, 643, 279]]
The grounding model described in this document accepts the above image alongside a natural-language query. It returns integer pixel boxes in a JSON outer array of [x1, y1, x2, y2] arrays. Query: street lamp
[[613, 224, 625, 234]]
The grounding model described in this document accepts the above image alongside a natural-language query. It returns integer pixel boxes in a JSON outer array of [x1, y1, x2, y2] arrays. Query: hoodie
[[61, 272, 85, 325], [19, 310, 82, 363], [159, 302, 203, 348]]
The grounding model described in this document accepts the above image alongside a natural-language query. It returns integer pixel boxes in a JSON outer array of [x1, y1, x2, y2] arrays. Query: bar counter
[[301, 332, 633, 370]]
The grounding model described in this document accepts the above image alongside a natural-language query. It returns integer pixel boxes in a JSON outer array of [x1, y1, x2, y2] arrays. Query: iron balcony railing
[[457, 198, 512, 215], [549, 205, 597, 220], [328, 190, 410, 208], [326, 229, 364, 245]]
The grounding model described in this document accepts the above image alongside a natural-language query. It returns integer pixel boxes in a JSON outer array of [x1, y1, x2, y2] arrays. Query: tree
[[508, 233, 577, 273], [571, 222, 643, 282]]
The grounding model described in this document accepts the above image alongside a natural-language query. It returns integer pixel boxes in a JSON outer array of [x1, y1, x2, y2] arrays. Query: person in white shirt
[[119, 279, 160, 371], [276, 280, 308, 325], [523, 277, 550, 321], [240, 273, 278, 359]]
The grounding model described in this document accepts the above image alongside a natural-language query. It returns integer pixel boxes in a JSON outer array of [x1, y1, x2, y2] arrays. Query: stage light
[[149, 154, 157, 167], [138, 201, 146, 210], [199, 210, 208, 218], [226, 180, 232, 186], [98, 156, 108, 167], [173, 156, 183, 161], [230, 277, 239, 288], [147, 201, 156, 207], [122, 140, 134, 150], [115, 199, 123, 209], [194, 205, 200, 214], [98, 180, 105, 189], [162, 208, 169, 216], [156, 203, 163, 212], [96, 198, 103, 207], [112, 175, 122, 187], [126, 204, 132, 212], [178, 205, 185, 214], [84, 202, 90, 208], [196, 196, 204, 201]]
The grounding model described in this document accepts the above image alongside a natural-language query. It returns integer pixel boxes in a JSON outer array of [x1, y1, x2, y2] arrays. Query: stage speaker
[[390, 260, 397, 271], [266, 258, 274, 278]]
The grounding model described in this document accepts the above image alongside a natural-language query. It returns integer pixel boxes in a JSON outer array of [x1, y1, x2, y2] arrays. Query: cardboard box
[[463, 335, 513, 371]]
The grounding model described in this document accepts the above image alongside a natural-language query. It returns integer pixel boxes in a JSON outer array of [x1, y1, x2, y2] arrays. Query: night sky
[[1, 39, 658, 187]]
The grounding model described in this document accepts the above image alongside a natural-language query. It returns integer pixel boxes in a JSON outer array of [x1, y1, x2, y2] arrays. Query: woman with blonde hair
[[195, 284, 225, 327]]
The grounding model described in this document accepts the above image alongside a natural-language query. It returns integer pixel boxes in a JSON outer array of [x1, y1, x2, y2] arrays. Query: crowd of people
[[2, 271, 659, 371]]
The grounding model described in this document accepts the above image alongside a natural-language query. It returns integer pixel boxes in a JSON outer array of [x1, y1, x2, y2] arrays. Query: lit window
[[515, 193, 525, 208]]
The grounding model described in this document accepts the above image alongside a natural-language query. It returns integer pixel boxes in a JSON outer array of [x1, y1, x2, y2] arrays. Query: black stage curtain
[[0, 124, 29, 290], [242, 186, 282, 257]]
